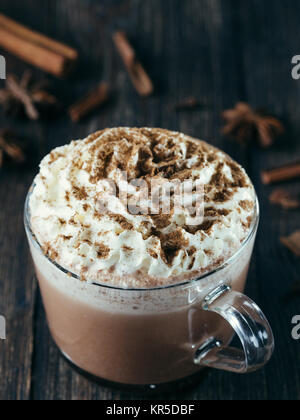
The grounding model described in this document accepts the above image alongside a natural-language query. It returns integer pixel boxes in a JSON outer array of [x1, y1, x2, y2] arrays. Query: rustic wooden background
[[0, 0, 299, 401]]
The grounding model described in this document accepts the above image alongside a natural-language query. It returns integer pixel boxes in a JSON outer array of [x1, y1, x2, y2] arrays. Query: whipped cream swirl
[[29, 128, 256, 288]]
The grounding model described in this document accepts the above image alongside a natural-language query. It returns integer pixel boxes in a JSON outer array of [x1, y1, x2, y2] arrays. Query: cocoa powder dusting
[[188, 247, 197, 256], [148, 249, 159, 259], [72, 185, 88, 201], [82, 128, 249, 212], [204, 207, 231, 217], [44, 243, 58, 261], [214, 190, 234, 203], [37, 128, 255, 278], [109, 214, 134, 231], [239, 200, 254, 212], [151, 214, 171, 229], [96, 243, 111, 259], [160, 229, 189, 266], [185, 220, 216, 235], [188, 256, 196, 271], [122, 245, 133, 252]]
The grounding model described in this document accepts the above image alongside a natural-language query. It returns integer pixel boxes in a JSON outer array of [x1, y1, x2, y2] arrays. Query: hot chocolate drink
[[25, 128, 272, 385]]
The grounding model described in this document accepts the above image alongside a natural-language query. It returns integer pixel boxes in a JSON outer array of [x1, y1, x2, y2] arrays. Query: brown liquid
[[35, 265, 248, 385]]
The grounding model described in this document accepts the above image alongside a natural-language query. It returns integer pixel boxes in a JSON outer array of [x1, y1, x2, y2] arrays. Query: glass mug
[[25, 188, 274, 388]]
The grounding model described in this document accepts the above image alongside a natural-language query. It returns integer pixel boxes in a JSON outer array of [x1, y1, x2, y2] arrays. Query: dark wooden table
[[0, 0, 299, 401]]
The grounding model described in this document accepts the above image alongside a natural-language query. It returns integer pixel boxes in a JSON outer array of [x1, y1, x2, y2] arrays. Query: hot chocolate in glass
[[25, 128, 274, 387]]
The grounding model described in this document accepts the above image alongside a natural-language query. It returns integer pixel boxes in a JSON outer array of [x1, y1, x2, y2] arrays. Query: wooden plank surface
[[0, 0, 299, 400]]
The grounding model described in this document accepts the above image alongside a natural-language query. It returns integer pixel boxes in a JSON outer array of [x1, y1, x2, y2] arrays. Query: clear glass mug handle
[[194, 285, 275, 373]]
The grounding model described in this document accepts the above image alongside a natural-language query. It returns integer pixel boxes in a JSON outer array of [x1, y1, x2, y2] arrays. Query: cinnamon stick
[[261, 160, 300, 185], [0, 14, 78, 78], [113, 31, 154, 97], [69, 83, 109, 123]]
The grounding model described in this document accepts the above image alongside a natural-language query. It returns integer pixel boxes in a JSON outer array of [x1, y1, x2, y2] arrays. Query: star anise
[[269, 189, 300, 210], [0, 71, 60, 120], [222, 102, 285, 147], [0, 129, 25, 167]]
